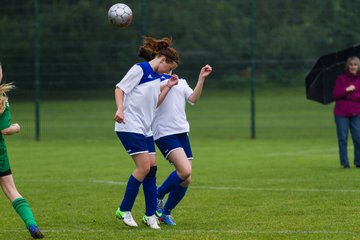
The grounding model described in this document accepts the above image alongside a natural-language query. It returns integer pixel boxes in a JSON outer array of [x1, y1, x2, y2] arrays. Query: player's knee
[[178, 166, 192, 179], [138, 165, 151, 177], [182, 176, 192, 187]]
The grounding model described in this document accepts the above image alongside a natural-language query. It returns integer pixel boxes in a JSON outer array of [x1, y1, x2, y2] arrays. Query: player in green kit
[[0, 63, 44, 239]]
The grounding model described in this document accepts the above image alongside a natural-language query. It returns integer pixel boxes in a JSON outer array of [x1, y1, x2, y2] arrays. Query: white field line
[[91, 179, 360, 193], [23, 179, 360, 193], [1, 228, 359, 235], [91, 179, 127, 185]]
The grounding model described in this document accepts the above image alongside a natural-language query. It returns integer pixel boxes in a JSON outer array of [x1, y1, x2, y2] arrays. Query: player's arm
[[188, 64, 212, 104], [113, 65, 142, 123], [157, 74, 179, 107], [2, 123, 20, 135], [114, 87, 125, 123]]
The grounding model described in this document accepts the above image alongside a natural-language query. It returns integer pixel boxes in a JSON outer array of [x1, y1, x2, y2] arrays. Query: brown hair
[[138, 36, 180, 64]]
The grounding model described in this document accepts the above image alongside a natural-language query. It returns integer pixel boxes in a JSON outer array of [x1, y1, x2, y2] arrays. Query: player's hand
[[167, 74, 179, 88], [2, 123, 21, 135], [114, 109, 125, 123], [12, 123, 20, 133], [200, 64, 213, 79]]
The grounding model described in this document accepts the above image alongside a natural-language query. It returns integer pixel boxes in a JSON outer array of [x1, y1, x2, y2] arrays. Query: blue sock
[[120, 175, 141, 211], [142, 166, 157, 216], [163, 185, 188, 215], [157, 171, 184, 199]]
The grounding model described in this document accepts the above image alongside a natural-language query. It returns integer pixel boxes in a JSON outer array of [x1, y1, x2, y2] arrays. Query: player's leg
[[160, 160, 192, 226], [142, 162, 158, 217], [141, 139, 160, 229], [159, 133, 194, 225], [0, 174, 44, 239], [164, 161, 192, 214], [116, 152, 150, 227], [156, 149, 190, 200], [115, 132, 152, 227], [156, 133, 193, 213], [142, 137, 158, 217], [0, 173, 21, 201]]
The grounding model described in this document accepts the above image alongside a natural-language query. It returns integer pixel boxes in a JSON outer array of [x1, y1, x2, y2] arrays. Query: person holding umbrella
[[333, 56, 360, 168]]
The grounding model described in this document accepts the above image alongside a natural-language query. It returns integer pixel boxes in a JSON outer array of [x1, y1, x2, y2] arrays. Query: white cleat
[[115, 209, 138, 227], [142, 214, 161, 229]]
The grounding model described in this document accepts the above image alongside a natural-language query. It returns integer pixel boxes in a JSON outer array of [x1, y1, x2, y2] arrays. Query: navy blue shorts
[[116, 132, 155, 155], [155, 133, 193, 160]]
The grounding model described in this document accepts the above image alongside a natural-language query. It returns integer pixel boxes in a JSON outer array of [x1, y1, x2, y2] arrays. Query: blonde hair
[[0, 83, 15, 95], [345, 56, 360, 72], [0, 64, 15, 112], [138, 36, 180, 64], [0, 83, 15, 113]]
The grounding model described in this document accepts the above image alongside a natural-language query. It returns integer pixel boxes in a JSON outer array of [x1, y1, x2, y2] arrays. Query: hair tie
[[159, 50, 179, 64]]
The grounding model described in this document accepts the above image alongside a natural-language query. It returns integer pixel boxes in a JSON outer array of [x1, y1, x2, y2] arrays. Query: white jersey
[[115, 62, 161, 137], [152, 75, 194, 140]]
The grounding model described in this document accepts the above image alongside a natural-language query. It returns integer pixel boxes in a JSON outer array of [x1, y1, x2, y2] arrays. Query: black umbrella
[[305, 44, 360, 104]]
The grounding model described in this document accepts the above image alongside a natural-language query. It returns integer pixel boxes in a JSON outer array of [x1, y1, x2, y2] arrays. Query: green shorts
[[0, 140, 11, 176]]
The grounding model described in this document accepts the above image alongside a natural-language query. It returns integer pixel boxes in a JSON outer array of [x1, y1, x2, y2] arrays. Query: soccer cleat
[[156, 198, 163, 214], [115, 209, 138, 227], [29, 225, 44, 239], [155, 210, 162, 218], [142, 214, 161, 229], [159, 214, 176, 226]]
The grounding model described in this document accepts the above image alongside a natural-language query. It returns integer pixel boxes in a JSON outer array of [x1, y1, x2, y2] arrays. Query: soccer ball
[[108, 3, 133, 28]]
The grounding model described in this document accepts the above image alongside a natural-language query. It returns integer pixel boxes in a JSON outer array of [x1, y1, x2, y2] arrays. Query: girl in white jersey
[[153, 64, 213, 225], [114, 37, 179, 229]]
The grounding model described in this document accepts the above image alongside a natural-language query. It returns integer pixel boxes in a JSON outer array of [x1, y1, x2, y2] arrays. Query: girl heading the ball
[[113, 36, 179, 229]]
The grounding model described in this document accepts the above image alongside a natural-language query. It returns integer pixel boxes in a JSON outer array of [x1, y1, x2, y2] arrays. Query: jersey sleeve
[[182, 79, 195, 105], [0, 104, 11, 131], [116, 64, 144, 94]]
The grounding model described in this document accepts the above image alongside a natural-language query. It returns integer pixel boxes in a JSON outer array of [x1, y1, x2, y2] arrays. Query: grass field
[[0, 88, 359, 240]]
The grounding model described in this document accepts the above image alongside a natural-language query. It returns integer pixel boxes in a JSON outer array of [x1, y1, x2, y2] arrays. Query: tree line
[[0, 0, 359, 92]]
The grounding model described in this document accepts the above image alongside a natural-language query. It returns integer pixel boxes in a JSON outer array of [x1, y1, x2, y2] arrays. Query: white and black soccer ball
[[108, 3, 133, 28]]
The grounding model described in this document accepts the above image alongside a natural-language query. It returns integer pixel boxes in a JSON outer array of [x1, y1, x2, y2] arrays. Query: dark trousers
[[335, 116, 360, 167]]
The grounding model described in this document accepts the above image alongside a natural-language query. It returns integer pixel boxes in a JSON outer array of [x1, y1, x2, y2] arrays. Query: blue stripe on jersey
[[160, 74, 171, 82], [137, 62, 161, 85]]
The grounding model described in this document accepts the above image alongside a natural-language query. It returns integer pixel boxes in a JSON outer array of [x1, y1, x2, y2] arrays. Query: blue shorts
[[116, 132, 155, 155], [155, 133, 193, 160]]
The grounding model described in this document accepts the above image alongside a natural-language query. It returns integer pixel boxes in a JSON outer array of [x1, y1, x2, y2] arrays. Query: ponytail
[[138, 36, 180, 64]]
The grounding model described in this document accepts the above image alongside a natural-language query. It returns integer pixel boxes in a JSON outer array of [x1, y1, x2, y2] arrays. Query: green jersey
[[0, 101, 11, 176], [0, 101, 11, 132]]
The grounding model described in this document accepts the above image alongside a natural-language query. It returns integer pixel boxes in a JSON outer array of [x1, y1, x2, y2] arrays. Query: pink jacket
[[333, 72, 360, 116]]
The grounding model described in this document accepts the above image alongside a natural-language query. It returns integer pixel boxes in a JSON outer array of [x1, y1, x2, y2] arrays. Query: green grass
[[1, 88, 359, 240]]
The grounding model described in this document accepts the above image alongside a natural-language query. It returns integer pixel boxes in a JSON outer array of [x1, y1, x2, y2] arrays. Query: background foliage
[[1, 0, 360, 95]]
